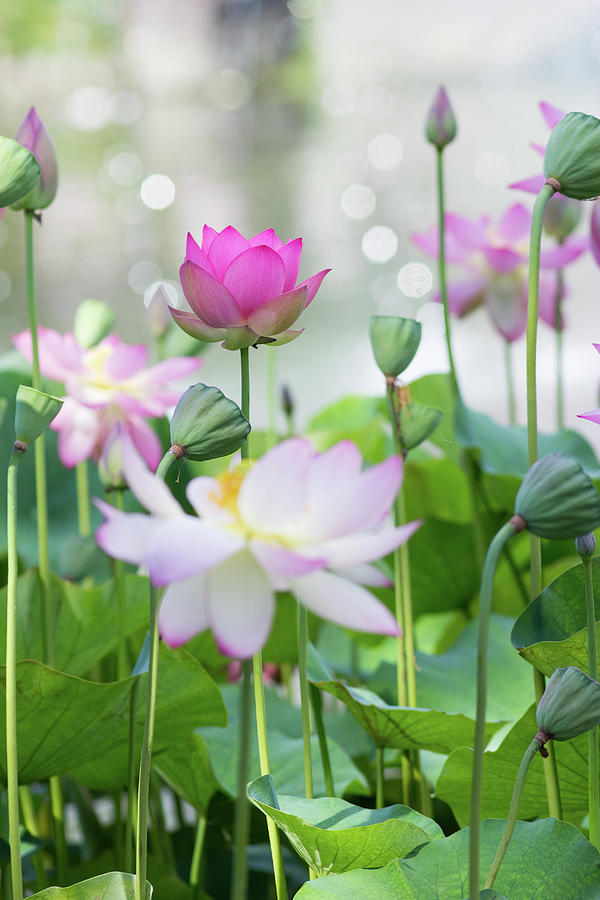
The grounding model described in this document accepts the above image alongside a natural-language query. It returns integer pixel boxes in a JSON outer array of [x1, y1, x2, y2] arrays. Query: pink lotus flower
[[95, 436, 421, 658], [170, 226, 330, 350], [509, 101, 565, 195], [411, 202, 587, 341], [13, 328, 201, 469], [4, 108, 58, 214]]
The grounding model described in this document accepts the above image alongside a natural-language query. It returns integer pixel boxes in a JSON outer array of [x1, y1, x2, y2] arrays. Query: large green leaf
[[153, 732, 217, 813], [436, 704, 590, 826], [404, 457, 472, 524], [0, 571, 149, 675], [306, 395, 390, 464], [314, 681, 503, 754], [248, 774, 441, 876], [293, 818, 600, 898], [29, 872, 151, 898], [409, 518, 480, 614]]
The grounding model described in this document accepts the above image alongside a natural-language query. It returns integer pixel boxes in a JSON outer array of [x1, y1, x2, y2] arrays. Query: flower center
[[209, 463, 251, 517]]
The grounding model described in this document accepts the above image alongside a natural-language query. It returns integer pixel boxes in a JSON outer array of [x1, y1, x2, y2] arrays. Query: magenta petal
[[169, 306, 226, 342], [592, 202, 600, 267], [579, 410, 600, 425], [445, 213, 488, 250], [223, 245, 286, 318], [250, 540, 326, 578], [296, 268, 330, 305], [202, 225, 218, 253], [206, 226, 250, 278], [249, 228, 282, 249], [158, 575, 210, 648], [278, 238, 302, 291], [145, 518, 245, 585], [538, 271, 562, 331], [247, 286, 307, 336], [180, 260, 242, 327], [496, 204, 531, 242], [185, 232, 216, 275], [540, 100, 565, 130], [13, 327, 83, 383], [482, 246, 523, 273], [292, 570, 400, 636], [206, 551, 274, 658], [445, 275, 487, 317], [541, 235, 589, 269], [125, 416, 164, 471], [530, 142, 546, 157], [509, 174, 546, 194]]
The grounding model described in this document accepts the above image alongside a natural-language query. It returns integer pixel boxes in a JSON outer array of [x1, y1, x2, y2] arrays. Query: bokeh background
[[2, 0, 600, 444]]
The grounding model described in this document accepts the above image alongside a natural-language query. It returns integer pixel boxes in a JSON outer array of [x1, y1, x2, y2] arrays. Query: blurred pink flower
[[509, 101, 565, 194], [411, 202, 587, 341], [171, 226, 330, 350], [578, 344, 600, 426], [591, 200, 600, 267], [95, 435, 421, 658], [13, 328, 201, 469]]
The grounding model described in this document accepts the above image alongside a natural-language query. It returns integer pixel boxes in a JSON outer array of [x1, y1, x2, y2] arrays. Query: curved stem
[[310, 684, 334, 797], [298, 602, 313, 799], [469, 519, 517, 900], [436, 147, 460, 397], [583, 555, 600, 848], [484, 738, 542, 889], [156, 448, 179, 481], [230, 659, 251, 900], [504, 340, 516, 426], [190, 812, 207, 898]]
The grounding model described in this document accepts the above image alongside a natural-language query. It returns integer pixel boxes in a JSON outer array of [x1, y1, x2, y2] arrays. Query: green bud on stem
[[370, 315, 421, 378], [14, 385, 62, 447], [536, 666, 600, 743], [544, 111, 600, 201], [169, 383, 250, 461], [0, 136, 40, 207]]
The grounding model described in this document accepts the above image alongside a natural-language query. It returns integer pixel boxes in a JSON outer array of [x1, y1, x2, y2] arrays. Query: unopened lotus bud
[[536, 666, 600, 742], [0, 136, 40, 207], [98, 425, 126, 489], [397, 401, 442, 451], [10, 108, 58, 211], [73, 299, 117, 349], [514, 452, 600, 540], [575, 532, 596, 558], [144, 281, 177, 339], [14, 385, 62, 447], [169, 383, 250, 461], [543, 111, 600, 200], [370, 316, 421, 378], [543, 194, 582, 241], [425, 86, 457, 150], [281, 385, 294, 419]]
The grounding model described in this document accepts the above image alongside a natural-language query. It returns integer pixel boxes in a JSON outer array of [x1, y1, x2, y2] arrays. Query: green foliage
[[28, 872, 151, 898]]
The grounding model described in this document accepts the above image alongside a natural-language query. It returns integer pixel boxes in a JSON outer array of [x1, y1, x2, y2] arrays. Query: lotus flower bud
[[397, 401, 443, 452], [543, 194, 582, 241], [536, 666, 600, 742], [10, 108, 58, 211], [425, 86, 457, 150], [98, 425, 126, 489], [370, 316, 422, 378], [14, 385, 62, 448], [543, 111, 600, 200], [0, 136, 40, 207], [514, 452, 600, 540], [144, 282, 176, 339], [575, 532, 596, 558], [73, 299, 117, 349], [169, 383, 250, 461]]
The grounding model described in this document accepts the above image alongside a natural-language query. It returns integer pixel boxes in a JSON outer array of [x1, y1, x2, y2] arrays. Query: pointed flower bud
[[575, 532, 596, 558], [425, 86, 457, 150], [11, 108, 58, 211], [543, 111, 600, 200], [397, 401, 443, 452], [536, 666, 600, 742], [98, 425, 126, 489], [543, 193, 582, 241], [0, 136, 40, 207], [14, 385, 63, 447], [169, 383, 250, 461], [73, 299, 117, 349], [370, 315, 422, 378], [514, 452, 600, 540]]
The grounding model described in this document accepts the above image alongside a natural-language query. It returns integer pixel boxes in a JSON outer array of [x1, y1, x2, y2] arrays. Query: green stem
[[310, 684, 334, 797], [555, 264, 565, 431], [135, 584, 159, 900], [583, 555, 600, 848], [385, 386, 407, 708], [297, 603, 313, 799], [19, 786, 47, 890], [230, 660, 251, 900], [436, 147, 460, 397], [125, 680, 139, 872], [6, 449, 24, 900], [266, 349, 277, 450], [76, 460, 91, 538], [190, 812, 207, 898], [252, 652, 288, 898], [375, 747, 385, 809], [469, 519, 518, 900], [484, 738, 542, 889], [156, 448, 179, 481], [115, 490, 129, 681], [532, 667, 562, 818], [504, 340, 516, 426], [49, 776, 68, 883], [240, 347, 250, 460]]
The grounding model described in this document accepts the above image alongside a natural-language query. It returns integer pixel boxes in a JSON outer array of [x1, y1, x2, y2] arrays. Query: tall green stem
[[484, 737, 541, 889], [469, 519, 518, 900], [583, 555, 600, 848], [115, 490, 129, 681], [76, 460, 91, 538], [266, 349, 277, 450], [50, 776, 68, 883], [6, 449, 24, 900], [240, 347, 250, 460], [309, 684, 334, 797], [126, 681, 138, 873], [375, 747, 385, 810], [297, 603, 313, 798], [190, 812, 207, 898], [555, 264, 565, 431], [230, 659, 251, 900], [436, 147, 459, 395], [504, 341, 516, 426]]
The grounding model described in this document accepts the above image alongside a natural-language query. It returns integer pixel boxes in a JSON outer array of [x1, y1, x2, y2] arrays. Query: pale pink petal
[[145, 518, 245, 585], [222, 246, 286, 318], [13, 327, 83, 383], [247, 286, 307, 336], [201, 225, 218, 253], [482, 246, 523, 273], [540, 235, 589, 269], [309, 441, 363, 500], [180, 260, 243, 327], [238, 437, 314, 533], [185, 232, 216, 275], [249, 540, 326, 577], [120, 434, 182, 517], [411, 226, 472, 265], [206, 551, 274, 657], [540, 100, 565, 130], [444, 275, 487, 317], [530, 142, 546, 157], [278, 238, 302, 290], [509, 174, 546, 194], [331, 563, 392, 587], [95, 500, 158, 565], [186, 477, 236, 523], [206, 226, 250, 278], [101, 340, 147, 380], [592, 202, 600, 267], [292, 570, 400, 636], [144, 356, 202, 384], [249, 228, 282, 249], [158, 575, 210, 648], [579, 410, 600, 425], [311, 521, 422, 569], [485, 272, 528, 342], [445, 213, 488, 250], [52, 399, 100, 467], [125, 416, 164, 471], [496, 204, 531, 242], [168, 307, 227, 342], [594, 344, 600, 355], [296, 268, 330, 305], [538, 271, 562, 331]]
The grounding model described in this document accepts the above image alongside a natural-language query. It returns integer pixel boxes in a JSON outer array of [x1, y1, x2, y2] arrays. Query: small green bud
[[425, 85, 457, 150], [397, 401, 443, 451], [543, 111, 600, 200], [514, 452, 600, 540], [370, 315, 421, 378], [543, 193, 582, 240], [73, 299, 117, 349], [14, 385, 63, 447], [575, 532, 596, 558], [169, 383, 250, 461], [536, 666, 600, 742], [0, 136, 40, 207]]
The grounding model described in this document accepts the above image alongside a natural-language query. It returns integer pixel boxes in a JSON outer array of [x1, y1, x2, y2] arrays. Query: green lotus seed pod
[[73, 299, 117, 348], [14, 385, 63, 447], [543, 111, 600, 200], [514, 452, 600, 540], [370, 315, 422, 378], [398, 401, 443, 451], [170, 383, 250, 461], [536, 666, 600, 741], [0, 136, 40, 207]]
